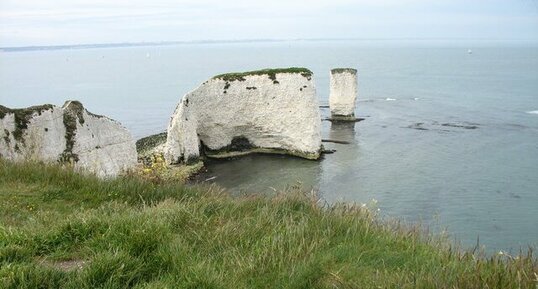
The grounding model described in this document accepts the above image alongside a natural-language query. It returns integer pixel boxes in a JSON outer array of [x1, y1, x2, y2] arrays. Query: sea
[[1, 39, 537, 254]]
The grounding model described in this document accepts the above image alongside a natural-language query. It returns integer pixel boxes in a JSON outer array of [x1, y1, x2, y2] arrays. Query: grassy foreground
[[0, 160, 536, 289]]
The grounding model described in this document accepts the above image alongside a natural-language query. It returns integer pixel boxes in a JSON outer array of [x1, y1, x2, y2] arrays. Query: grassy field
[[0, 159, 536, 288]]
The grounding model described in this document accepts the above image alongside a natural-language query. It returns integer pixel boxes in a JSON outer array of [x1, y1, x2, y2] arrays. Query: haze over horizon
[[1, 0, 537, 47]]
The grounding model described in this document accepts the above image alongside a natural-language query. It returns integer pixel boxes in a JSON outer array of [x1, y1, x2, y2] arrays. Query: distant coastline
[[0, 39, 285, 52], [2, 37, 536, 52]]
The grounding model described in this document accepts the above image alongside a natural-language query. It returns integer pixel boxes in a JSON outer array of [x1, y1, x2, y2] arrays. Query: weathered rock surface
[[164, 68, 322, 164], [329, 68, 358, 120], [0, 101, 137, 177]]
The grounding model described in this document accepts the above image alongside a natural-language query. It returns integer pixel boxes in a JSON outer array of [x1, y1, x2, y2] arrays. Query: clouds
[[1, 0, 537, 46]]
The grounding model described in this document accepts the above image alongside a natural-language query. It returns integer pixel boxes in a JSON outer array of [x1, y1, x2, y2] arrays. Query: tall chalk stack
[[329, 68, 358, 121]]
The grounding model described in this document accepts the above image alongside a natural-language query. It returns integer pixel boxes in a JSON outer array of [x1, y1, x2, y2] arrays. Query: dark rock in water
[[509, 192, 522, 199], [325, 117, 365, 122], [441, 123, 479, 129], [405, 121, 480, 131], [322, 139, 351, 144], [407, 123, 429, 131], [322, 149, 336, 154]]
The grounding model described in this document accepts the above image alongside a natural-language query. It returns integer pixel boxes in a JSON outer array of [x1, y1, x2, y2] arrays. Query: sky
[[0, 0, 537, 47]]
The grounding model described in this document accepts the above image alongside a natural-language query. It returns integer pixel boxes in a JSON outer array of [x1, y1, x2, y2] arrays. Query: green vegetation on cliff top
[[331, 68, 357, 74], [213, 67, 313, 82], [0, 159, 536, 288]]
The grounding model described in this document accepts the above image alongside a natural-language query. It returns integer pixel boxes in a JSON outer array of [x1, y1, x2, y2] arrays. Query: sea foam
[[526, 110, 538, 115]]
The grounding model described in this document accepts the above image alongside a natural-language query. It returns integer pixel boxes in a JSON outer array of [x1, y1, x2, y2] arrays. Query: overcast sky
[[1, 0, 537, 47]]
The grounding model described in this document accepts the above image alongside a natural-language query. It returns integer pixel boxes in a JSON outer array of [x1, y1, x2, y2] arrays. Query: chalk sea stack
[[164, 68, 322, 164], [329, 68, 358, 121], [0, 101, 137, 177]]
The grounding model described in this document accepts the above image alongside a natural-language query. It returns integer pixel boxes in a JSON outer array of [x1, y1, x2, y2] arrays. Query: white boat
[[468, 49, 473, 54]]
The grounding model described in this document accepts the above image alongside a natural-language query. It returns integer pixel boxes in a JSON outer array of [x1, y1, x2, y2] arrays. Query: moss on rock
[[62, 101, 85, 124], [0, 105, 10, 119], [58, 101, 86, 164], [0, 104, 54, 144], [3, 129, 10, 145]]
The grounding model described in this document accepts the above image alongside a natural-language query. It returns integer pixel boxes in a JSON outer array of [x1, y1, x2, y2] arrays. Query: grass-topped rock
[[0, 101, 137, 177], [331, 68, 357, 74], [164, 67, 322, 164]]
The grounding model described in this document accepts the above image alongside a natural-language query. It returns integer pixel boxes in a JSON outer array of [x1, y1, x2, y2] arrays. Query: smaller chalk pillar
[[329, 68, 358, 121]]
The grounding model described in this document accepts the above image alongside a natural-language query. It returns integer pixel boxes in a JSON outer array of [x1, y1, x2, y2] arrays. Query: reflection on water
[[320, 121, 360, 198], [329, 121, 357, 137], [195, 154, 322, 196]]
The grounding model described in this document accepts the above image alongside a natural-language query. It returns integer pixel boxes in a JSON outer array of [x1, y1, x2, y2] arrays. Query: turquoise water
[[1, 40, 537, 253]]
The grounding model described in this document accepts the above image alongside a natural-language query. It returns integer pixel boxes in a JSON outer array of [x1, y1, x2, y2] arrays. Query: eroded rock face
[[0, 101, 137, 177], [329, 68, 358, 120], [164, 68, 322, 164]]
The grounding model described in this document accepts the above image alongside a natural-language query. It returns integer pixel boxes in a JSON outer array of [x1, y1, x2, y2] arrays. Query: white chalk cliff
[[0, 101, 137, 177], [329, 68, 358, 119], [164, 68, 322, 164]]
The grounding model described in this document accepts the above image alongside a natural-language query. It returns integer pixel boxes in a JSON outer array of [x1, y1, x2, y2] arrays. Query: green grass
[[0, 159, 536, 288]]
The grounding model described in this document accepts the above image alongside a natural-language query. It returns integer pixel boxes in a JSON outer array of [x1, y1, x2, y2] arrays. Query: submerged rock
[[0, 101, 137, 177], [329, 68, 358, 121], [164, 68, 322, 164]]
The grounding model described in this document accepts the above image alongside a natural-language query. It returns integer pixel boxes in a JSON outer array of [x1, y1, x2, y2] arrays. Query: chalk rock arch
[[164, 68, 322, 164]]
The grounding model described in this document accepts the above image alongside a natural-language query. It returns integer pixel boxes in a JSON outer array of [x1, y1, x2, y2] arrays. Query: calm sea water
[[1, 40, 537, 253]]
